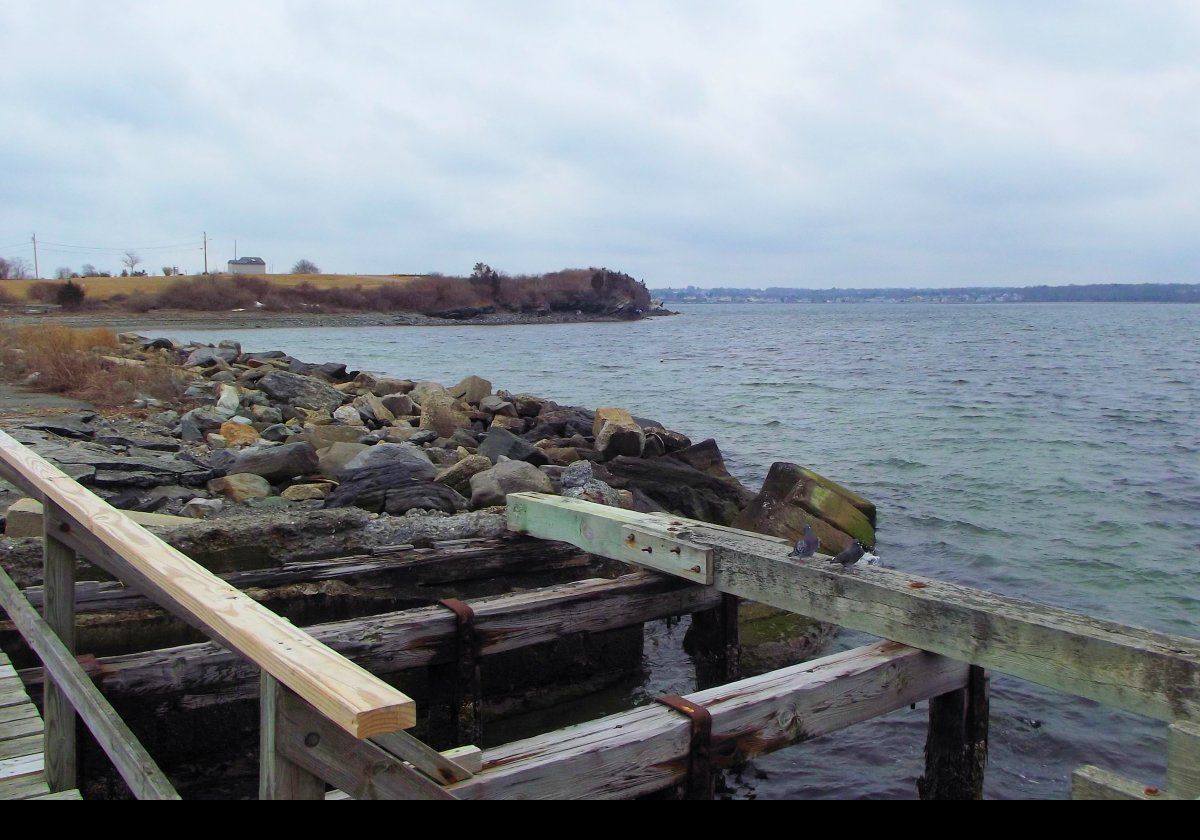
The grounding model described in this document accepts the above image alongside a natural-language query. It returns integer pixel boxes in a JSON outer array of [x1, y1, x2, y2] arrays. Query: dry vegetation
[[0, 325, 189, 407], [0, 268, 652, 316]]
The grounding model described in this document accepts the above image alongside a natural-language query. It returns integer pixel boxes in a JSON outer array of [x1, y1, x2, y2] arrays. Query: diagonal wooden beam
[[508, 493, 1200, 723]]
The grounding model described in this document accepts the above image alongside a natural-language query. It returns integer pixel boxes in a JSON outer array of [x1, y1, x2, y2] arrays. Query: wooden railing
[[506, 493, 1200, 800], [0, 428, 457, 799], [2, 421, 1196, 799]]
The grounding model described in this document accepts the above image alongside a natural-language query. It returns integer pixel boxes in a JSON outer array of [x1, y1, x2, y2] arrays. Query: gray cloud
[[2, 1, 1198, 286]]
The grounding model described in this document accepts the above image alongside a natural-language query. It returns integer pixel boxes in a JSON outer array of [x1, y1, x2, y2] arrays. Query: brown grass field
[[2, 273, 420, 301]]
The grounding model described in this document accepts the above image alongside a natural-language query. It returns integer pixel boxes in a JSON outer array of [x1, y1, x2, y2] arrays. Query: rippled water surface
[[152, 303, 1200, 799]]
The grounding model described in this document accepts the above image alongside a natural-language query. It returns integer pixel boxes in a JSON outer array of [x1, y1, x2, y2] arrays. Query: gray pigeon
[[831, 541, 865, 566], [788, 524, 819, 559]]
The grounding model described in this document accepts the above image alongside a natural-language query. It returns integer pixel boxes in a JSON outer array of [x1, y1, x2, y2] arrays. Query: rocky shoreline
[[0, 330, 875, 664], [8, 306, 678, 332]]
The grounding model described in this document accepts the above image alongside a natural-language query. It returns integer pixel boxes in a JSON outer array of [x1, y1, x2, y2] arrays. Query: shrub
[[56, 281, 86, 310], [26, 281, 60, 303]]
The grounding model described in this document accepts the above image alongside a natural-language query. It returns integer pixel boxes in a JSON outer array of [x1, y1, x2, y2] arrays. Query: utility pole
[[203, 231, 209, 274], [31, 233, 39, 279]]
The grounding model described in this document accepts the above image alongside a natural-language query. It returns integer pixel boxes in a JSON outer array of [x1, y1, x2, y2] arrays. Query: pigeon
[[830, 541, 865, 567], [788, 525, 820, 559]]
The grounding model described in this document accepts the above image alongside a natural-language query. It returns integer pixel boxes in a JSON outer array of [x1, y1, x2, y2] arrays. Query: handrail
[[0, 565, 180, 799], [0, 428, 415, 739], [507, 492, 1200, 723]]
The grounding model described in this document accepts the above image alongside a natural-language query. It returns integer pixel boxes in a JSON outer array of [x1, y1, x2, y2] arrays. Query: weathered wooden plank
[[273, 684, 456, 800], [0, 565, 180, 800], [450, 641, 967, 800], [326, 747, 481, 800], [0, 702, 41, 725], [508, 494, 1200, 722], [372, 728, 474, 784], [620, 523, 713, 584], [0, 428, 415, 739], [0, 770, 50, 799], [259, 673, 326, 800], [42, 506, 76, 793], [0, 751, 43, 782], [0, 733, 42, 760], [0, 714, 43, 741], [27, 788, 82, 799], [1072, 765, 1164, 800], [1168, 720, 1200, 800], [27, 572, 718, 702]]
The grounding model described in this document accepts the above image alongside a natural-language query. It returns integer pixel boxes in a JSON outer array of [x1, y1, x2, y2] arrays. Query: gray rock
[[260, 423, 291, 442], [382, 482, 468, 516], [341, 443, 435, 479], [258, 370, 346, 413], [317, 442, 370, 479], [479, 427, 549, 466], [435, 454, 493, 495], [479, 395, 518, 417], [151, 410, 180, 429], [469, 460, 554, 508], [251, 404, 284, 425], [380, 393, 415, 417], [185, 345, 239, 367], [180, 407, 228, 442], [229, 442, 319, 483], [182, 498, 225, 519]]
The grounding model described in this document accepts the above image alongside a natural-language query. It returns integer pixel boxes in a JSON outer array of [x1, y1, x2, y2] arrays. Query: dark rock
[[479, 427, 549, 466], [383, 482, 468, 515], [287, 360, 352, 382], [324, 461, 449, 512], [524, 407, 594, 440], [644, 426, 692, 453], [21, 416, 95, 440], [229, 442, 319, 484], [258, 371, 346, 413], [260, 424, 291, 442], [603, 449, 750, 526]]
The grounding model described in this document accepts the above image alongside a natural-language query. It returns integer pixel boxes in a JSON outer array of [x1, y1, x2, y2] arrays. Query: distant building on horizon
[[227, 256, 267, 275]]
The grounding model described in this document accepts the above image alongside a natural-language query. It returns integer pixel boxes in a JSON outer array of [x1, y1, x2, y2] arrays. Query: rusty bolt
[[1144, 786, 1161, 797], [304, 732, 320, 748]]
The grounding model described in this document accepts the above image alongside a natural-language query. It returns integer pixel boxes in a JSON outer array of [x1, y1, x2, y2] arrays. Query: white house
[[227, 257, 267, 275]]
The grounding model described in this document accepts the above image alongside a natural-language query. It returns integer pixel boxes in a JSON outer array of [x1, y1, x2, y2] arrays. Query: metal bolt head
[[58, 522, 70, 533], [304, 732, 320, 748]]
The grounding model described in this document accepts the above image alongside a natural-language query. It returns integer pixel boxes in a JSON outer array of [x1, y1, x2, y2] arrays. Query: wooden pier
[[0, 427, 1197, 799], [0, 650, 80, 799]]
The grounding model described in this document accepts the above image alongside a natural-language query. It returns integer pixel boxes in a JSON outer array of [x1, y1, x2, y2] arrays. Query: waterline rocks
[[733, 462, 876, 554], [258, 370, 346, 414]]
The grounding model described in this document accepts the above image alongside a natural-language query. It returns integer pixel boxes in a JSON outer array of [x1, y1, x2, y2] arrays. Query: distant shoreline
[[6, 308, 676, 332]]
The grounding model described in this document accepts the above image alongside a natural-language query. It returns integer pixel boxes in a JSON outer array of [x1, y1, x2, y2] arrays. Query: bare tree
[[122, 250, 143, 274], [81, 263, 98, 277], [55, 267, 72, 280], [0, 257, 31, 279], [292, 259, 320, 274]]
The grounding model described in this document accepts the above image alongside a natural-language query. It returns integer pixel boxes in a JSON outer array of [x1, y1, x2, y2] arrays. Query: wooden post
[[1168, 720, 1200, 800], [684, 594, 741, 688], [918, 665, 989, 800], [42, 502, 77, 793], [259, 672, 325, 800]]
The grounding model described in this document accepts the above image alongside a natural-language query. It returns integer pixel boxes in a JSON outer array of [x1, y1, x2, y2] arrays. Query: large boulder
[[353, 393, 395, 424], [332, 405, 365, 426], [592, 407, 644, 460], [324, 461, 461, 512], [355, 373, 414, 396], [525, 407, 594, 440], [381, 482, 468, 516], [435, 455, 493, 496], [228, 442, 319, 484], [449, 375, 492, 405], [258, 371, 346, 414], [317, 442, 370, 478], [478, 395, 517, 418], [380, 394, 416, 417], [418, 391, 474, 438], [478, 427, 549, 466], [469, 460, 554, 508], [601, 447, 749, 526], [732, 462, 874, 554], [303, 425, 369, 449], [341, 443, 436, 480]]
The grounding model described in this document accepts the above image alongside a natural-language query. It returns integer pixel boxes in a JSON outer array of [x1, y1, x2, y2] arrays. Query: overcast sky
[[2, 2, 1199, 287]]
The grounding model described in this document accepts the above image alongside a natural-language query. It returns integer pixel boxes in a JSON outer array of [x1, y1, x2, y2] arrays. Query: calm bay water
[[150, 303, 1199, 799]]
